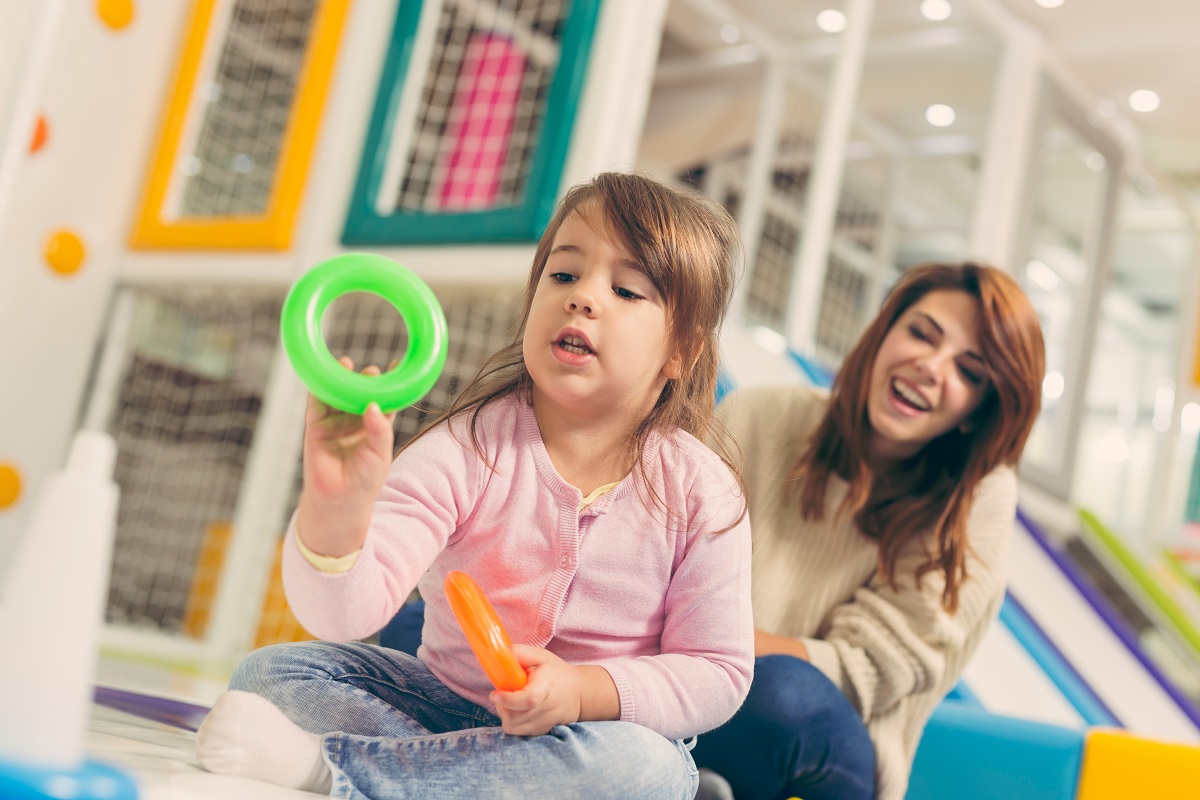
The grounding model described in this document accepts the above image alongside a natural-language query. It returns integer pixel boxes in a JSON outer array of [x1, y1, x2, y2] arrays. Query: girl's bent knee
[[571, 723, 695, 800], [228, 641, 331, 693]]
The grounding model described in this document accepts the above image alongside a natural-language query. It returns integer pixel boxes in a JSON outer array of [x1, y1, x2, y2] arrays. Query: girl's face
[[522, 205, 682, 422], [866, 289, 990, 466]]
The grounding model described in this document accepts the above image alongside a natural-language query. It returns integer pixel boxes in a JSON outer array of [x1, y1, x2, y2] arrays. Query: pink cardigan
[[283, 393, 754, 740]]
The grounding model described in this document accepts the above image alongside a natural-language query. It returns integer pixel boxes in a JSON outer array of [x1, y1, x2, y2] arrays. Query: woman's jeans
[[229, 640, 699, 800], [691, 655, 876, 800]]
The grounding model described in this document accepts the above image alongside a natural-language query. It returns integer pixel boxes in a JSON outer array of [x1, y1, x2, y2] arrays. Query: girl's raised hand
[[303, 357, 398, 502], [296, 357, 397, 556]]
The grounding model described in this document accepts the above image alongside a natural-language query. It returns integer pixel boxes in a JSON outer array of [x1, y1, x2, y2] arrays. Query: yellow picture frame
[[130, 0, 350, 249]]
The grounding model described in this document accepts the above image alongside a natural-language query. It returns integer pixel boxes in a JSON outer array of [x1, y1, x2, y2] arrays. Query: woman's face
[[866, 289, 990, 466]]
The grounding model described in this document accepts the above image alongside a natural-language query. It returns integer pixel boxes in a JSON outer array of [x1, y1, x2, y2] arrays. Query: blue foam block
[[0, 758, 138, 800], [906, 704, 1083, 800]]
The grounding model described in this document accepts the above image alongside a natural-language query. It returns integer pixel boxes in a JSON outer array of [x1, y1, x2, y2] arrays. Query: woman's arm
[[802, 467, 1017, 722], [755, 629, 809, 659]]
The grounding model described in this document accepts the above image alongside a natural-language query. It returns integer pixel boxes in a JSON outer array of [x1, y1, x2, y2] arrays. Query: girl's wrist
[[296, 494, 372, 557]]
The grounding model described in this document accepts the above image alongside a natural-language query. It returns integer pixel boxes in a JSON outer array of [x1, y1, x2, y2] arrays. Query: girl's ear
[[663, 352, 684, 380], [664, 339, 704, 381]]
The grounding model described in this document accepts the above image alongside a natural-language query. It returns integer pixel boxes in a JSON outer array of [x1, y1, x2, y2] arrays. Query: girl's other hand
[[302, 356, 398, 504], [490, 645, 584, 736]]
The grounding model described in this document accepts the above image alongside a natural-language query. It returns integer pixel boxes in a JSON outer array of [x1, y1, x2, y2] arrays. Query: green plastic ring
[[280, 254, 448, 414]]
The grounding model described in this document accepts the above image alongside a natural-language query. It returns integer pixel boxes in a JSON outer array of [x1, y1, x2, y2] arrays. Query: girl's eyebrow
[[549, 243, 645, 273], [915, 311, 985, 364]]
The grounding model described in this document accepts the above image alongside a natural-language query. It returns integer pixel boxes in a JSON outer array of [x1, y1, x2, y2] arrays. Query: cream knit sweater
[[718, 385, 1015, 800]]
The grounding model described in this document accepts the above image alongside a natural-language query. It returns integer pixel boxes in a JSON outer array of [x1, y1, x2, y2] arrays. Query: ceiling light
[[1025, 259, 1060, 292], [816, 9, 848, 33], [1035, 0, 1064, 8], [1182, 402, 1200, 436], [1042, 372, 1065, 401], [1085, 152, 1106, 172], [920, 0, 952, 21], [925, 104, 956, 127], [1128, 89, 1160, 113], [720, 24, 740, 43]]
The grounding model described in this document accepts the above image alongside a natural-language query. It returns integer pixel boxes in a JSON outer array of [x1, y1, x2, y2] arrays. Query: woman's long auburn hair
[[400, 172, 745, 526], [792, 263, 1045, 612]]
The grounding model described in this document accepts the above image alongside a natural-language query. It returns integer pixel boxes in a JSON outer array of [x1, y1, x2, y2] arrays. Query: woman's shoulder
[[971, 464, 1019, 515], [717, 382, 830, 444], [720, 382, 829, 420]]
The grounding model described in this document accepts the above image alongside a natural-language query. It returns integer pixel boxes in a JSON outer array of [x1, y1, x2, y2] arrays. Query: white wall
[[0, 3, 192, 585]]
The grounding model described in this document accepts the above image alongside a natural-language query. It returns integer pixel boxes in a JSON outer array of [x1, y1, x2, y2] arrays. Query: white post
[[785, 0, 875, 356], [728, 62, 787, 323], [964, 0, 1042, 271]]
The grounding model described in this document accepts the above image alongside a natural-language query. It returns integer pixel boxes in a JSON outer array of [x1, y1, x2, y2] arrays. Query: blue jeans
[[230, 640, 698, 800], [691, 655, 876, 800]]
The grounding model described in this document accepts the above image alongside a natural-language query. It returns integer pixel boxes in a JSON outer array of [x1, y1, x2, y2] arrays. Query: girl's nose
[[566, 286, 598, 316]]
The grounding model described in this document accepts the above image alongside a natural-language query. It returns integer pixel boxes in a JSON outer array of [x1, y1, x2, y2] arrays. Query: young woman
[[693, 263, 1046, 800]]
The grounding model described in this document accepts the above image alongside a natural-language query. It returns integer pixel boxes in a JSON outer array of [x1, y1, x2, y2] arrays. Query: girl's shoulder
[[410, 392, 526, 457], [656, 427, 741, 491]]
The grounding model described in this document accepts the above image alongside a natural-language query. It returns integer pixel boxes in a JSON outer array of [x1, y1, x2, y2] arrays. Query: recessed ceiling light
[[1035, 0, 1065, 8], [1128, 89, 1161, 113], [925, 104, 956, 127], [921, 0, 952, 21], [720, 24, 741, 43], [816, 9, 848, 33]]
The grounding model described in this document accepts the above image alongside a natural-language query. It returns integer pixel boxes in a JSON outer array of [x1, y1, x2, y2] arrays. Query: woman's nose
[[913, 354, 942, 383]]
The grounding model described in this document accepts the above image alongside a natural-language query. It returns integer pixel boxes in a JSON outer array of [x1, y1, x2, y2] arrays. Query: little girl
[[195, 172, 753, 800]]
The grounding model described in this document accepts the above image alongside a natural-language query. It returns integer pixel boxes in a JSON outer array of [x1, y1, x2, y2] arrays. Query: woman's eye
[[909, 324, 929, 342], [959, 365, 984, 385], [614, 286, 644, 301]]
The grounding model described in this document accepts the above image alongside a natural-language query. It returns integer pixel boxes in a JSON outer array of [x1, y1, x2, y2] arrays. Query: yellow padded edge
[[130, 0, 350, 249], [1077, 729, 1200, 799]]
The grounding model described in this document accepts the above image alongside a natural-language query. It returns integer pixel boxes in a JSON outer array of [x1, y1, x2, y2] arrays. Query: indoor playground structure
[[3, 0, 1200, 798]]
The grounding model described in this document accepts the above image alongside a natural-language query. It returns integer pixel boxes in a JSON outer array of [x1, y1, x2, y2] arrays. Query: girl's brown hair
[[793, 262, 1045, 611], [402, 172, 744, 522]]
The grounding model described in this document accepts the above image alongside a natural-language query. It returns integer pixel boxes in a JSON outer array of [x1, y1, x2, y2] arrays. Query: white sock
[[196, 690, 333, 794]]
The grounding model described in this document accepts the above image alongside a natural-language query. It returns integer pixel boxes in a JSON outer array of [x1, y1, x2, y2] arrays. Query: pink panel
[[434, 33, 528, 211]]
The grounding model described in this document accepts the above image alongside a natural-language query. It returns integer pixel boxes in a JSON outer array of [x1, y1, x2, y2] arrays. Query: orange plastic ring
[[444, 571, 527, 692]]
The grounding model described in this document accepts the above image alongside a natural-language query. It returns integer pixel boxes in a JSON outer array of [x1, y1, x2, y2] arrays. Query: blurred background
[[3, 0, 1200, 796]]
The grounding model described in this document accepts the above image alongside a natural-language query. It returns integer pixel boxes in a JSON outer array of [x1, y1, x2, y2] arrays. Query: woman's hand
[[296, 357, 397, 556], [754, 628, 810, 660], [490, 646, 621, 736]]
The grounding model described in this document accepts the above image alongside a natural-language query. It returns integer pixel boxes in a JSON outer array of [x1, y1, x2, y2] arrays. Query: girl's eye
[[614, 286, 645, 301], [549, 272, 575, 284], [959, 364, 984, 385]]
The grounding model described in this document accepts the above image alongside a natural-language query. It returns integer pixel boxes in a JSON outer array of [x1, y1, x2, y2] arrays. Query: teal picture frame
[[342, 0, 602, 245]]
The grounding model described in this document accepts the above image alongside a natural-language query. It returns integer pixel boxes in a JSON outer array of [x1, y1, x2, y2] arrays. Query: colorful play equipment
[[0, 463, 21, 509], [95, 0, 135, 31], [444, 571, 527, 692], [43, 229, 86, 275], [909, 701, 1200, 800], [280, 253, 448, 414]]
